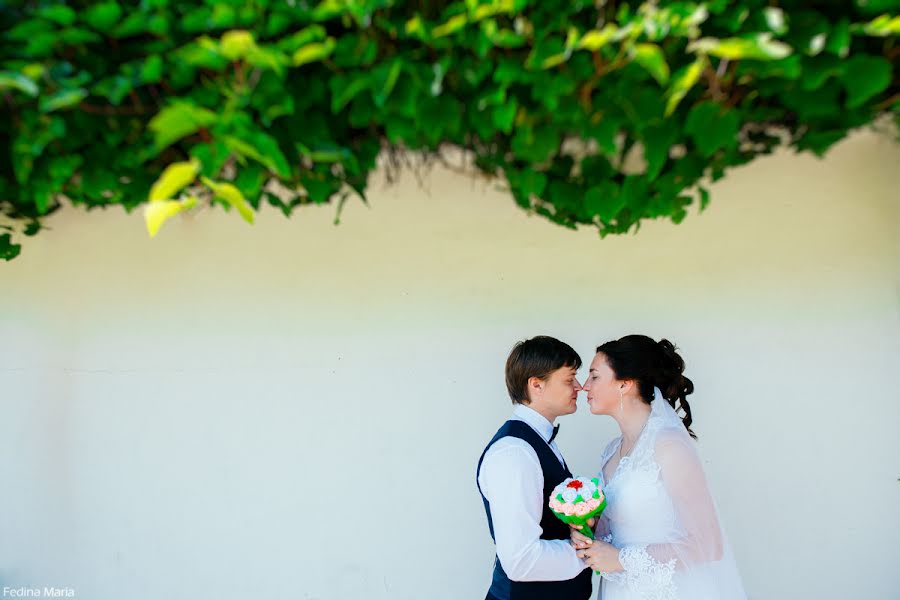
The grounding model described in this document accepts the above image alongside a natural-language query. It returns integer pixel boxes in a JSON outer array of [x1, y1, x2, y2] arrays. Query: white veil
[[599, 388, 747, 599]]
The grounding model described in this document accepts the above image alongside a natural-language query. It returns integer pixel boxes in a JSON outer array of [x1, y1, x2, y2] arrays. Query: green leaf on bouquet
[[573, 495, 583, 503], [593, 491, 601, 499], [556, 494, 564, 502]]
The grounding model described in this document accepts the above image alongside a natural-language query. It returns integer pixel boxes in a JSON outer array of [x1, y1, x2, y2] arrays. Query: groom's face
[[536, 365, 582, 417]]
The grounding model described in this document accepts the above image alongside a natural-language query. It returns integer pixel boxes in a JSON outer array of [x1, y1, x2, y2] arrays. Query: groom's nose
[[574, 381, 583, 392]]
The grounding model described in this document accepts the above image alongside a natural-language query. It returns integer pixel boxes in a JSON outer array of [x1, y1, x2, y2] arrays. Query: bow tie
[[548, 424, 560, 444]]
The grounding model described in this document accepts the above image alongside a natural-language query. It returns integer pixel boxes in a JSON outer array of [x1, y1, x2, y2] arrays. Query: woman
[[570, 335, 746, 599]]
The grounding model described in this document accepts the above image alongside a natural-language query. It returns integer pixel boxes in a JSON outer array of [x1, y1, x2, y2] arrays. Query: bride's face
[[582, 353, 621, 415]]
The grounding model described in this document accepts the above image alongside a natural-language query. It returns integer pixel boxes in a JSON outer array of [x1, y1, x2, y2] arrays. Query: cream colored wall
[[1, 129, 898, 600]]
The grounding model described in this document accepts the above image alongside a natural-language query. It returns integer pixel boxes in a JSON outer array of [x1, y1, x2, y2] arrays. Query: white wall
[[1, 129, 898, 600]]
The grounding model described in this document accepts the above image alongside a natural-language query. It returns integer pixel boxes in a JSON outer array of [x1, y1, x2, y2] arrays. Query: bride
[[570, 335, 746, 599]]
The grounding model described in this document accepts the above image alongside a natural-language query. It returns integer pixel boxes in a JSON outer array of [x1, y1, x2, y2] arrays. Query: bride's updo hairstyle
[[596, 334, 697, 439]]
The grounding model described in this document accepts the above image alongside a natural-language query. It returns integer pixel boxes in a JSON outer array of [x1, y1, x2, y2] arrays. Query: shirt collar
[[512, 404, 556, 443]]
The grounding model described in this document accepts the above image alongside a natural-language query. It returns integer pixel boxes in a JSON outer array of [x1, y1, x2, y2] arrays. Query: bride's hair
[[596, 335, 697, 439]]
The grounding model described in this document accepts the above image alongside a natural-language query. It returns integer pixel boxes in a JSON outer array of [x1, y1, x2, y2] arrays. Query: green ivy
[[1, 0, 898, 260]]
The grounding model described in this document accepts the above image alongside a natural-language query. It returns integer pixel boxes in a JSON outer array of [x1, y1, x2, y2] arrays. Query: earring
[[619, 388, 624, 413]]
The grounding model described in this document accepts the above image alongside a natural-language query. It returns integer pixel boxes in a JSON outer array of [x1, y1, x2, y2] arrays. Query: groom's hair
[[505, 336, 581, 405]]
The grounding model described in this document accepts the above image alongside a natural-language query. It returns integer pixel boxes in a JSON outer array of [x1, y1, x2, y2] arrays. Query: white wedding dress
[[594, 389, 746, 600]]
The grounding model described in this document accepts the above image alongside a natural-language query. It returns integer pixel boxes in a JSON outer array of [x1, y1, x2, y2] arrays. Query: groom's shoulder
[[482, 422, 539, 458]]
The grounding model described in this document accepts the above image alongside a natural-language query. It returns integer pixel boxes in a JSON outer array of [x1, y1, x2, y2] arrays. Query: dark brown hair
[[596, 334, 696, 438], [505, 336, 582, 405]]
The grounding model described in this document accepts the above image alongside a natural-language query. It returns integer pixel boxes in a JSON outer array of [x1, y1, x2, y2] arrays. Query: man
[[476, 336, 593, 600]]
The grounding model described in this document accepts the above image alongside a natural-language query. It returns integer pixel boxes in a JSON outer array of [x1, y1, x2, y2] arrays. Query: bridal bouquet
[[548, 477, 607, 541]]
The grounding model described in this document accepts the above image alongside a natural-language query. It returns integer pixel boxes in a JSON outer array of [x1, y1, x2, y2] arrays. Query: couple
[[476, 335, 746, 600]]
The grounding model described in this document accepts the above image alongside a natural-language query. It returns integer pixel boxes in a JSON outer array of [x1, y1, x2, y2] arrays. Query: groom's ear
[[527, 376, 543, 399]]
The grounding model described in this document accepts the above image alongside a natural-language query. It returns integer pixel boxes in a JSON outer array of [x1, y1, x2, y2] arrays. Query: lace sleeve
[[601, 546, 677, 600]]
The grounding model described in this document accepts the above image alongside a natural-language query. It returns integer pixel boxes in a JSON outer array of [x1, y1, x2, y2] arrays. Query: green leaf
[[506, 167, 547, 208], [224, 130, 292, 178], [373, 60, 403, 107], [0, 72, 39, 97], [643, 123, 679, 181], [293, 38, 336, 67], [39, 89, 88, 113], [665, 57, 705, 116], [113, 11, 153, 37], [234, 163, 267, 205], [279, 25, 328, 51], [685, 102, 740, 157], [840, 55, 892, 108], [178, 37, 230, 70], [405, 15, 425, 38], [12, 115, 65, 184], [246, 46, 289, 75], [210, 4, 237, 28], [220, 30, 256, 60], [511, 125, 560, 163], [860, 14, 900, 36], [0, 234, 22, 261], [584, 181, 624, 222], [148, 158, 201, 202], [433, 14, 468, 38], [37, 5, 77, 26], [31, 180, 54, 215], [7, 19, 53, 41], [587, 115, 620, 156], [579, 24, 618, 51], [801, 57, 845, 91], [852, 0, 900, 14], [492, 99, 518, 134], [48, 156, 83, 182], [689, 34, 792, 60], [92, 76, 133, 105], [698, 186, 710, 211], [202, 177, 255, 223], [330, 74, 371, 113], [139, 55, 164, 84], [190, 141, 231, 179], [632, 43, 670, 85], [59, 28, 103, 45], [825, 19, 851, 58], [298, 142, 349, 164], [798, 130, 846, 157], [144, 196, 198, 238], [83, 2, 123, 30], [148, 102, 218, 152]]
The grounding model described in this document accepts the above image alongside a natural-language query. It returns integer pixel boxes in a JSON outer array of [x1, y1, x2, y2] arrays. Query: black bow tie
[[548, 424, 560, 444]]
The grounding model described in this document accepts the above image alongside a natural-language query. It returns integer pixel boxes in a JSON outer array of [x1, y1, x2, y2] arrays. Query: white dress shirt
[[477, 404, 586, 582]]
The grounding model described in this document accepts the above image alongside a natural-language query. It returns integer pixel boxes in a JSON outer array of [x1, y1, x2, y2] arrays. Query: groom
[[476, 336, 592, 600]]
